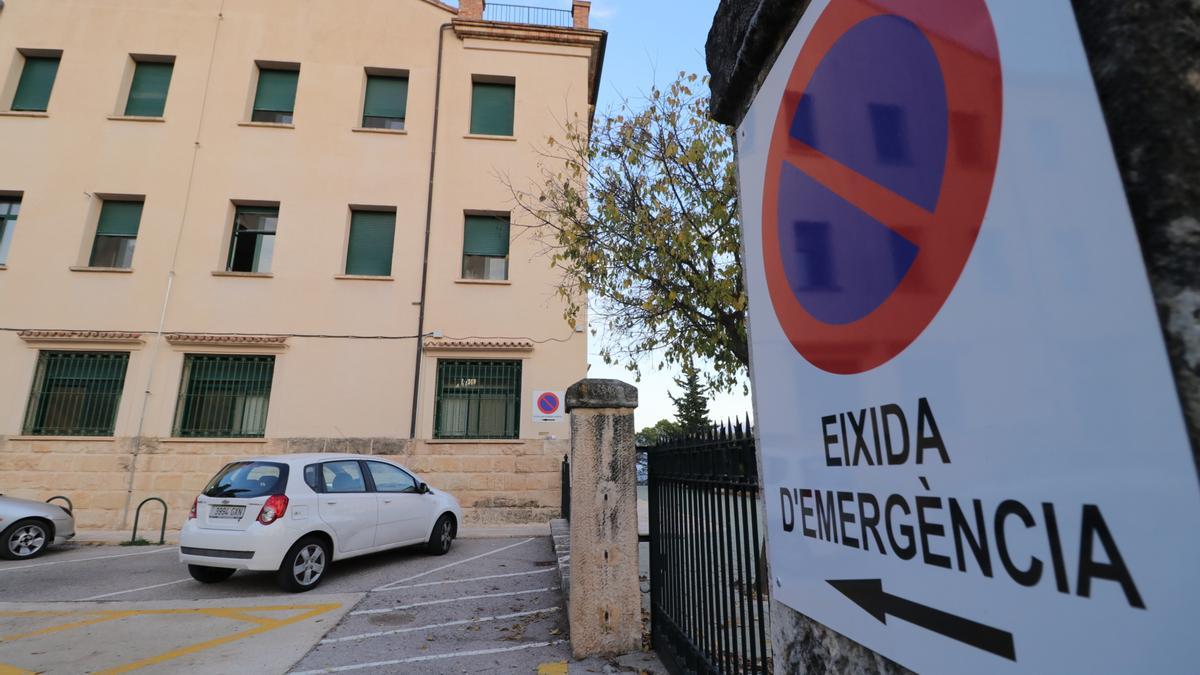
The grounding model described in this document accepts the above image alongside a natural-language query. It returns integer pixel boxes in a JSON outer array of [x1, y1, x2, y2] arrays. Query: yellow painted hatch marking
[[0, 602, 341, 675]]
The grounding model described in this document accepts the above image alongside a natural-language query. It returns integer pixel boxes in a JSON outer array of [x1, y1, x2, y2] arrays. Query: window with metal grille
[[252, 66, 299, 124], [227, 205, 278, 273], [90, 199, 143, 269], [23, 351, 129, 436], [173, 355, 275, 438], [434, 360, 521, 439], [12, 53, 60, 112], [0, 196, 20, 265], [462, 214, 509, 280]]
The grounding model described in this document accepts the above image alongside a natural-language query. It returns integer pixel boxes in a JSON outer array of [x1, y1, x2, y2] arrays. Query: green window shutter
[[470, 82, 514, 136], [254, 69, 298, 113], [12, 56, 60, 112], [463, 216, 509, 256], [125, 61, 173, 117], [96, 201, 143, 236], [363, 75, 407, 119], [346, 211, 395, 276]]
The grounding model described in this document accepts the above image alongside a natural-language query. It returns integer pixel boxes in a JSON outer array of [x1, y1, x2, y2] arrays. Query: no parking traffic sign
[[737, 0, 1200, 673], [533, 390, 564, 423]]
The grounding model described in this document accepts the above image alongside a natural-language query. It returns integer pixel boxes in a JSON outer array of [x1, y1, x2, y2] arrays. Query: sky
[[574, 0, 753, 429]]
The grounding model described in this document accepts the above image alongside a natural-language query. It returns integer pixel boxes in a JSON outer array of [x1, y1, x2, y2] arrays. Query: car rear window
[[202, 461, 288, 498]]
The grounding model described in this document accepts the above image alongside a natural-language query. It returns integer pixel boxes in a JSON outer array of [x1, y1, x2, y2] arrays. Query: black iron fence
[[645, 419, 771, 675], [560, 454, 571, 521], [482, 3, 573, 27]]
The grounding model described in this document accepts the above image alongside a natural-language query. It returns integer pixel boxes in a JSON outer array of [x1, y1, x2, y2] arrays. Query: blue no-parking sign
[[533, 390, 564, 423], [737, 0, 1200, 672]]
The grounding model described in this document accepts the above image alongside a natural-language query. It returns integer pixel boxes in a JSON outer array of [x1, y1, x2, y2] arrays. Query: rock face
[[1071, 0, 1200, 469], [706, 1, 1200, 673], [705, 0, 810, 125]]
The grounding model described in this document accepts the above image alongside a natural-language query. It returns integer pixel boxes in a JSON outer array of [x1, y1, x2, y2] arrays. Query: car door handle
[[326, 500, 338, 505], [383, 499, 393, 504]]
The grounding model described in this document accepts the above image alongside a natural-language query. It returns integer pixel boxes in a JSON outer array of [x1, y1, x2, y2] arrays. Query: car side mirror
[[418, 482, 430, 494]]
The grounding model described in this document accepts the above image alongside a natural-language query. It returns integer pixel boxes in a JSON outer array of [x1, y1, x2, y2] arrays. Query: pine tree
[[670, 361, 712, 434]]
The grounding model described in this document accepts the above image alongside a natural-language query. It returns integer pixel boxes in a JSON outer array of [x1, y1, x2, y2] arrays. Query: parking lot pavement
[[0, 536, 664, 673]]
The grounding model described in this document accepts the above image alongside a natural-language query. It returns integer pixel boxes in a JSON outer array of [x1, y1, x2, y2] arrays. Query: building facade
[[0, 0, 604, 531]]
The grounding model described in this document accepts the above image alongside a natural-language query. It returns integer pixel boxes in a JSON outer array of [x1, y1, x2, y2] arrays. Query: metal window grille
[[23, 351, 129, 436], [434, 360, 521, 440], [173, 355, 275, 438], [482, 3, 573, 27]]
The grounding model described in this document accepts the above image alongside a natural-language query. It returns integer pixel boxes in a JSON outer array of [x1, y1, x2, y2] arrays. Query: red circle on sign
[[537, 392, 560, 415], [761, 0, 1002, 374]]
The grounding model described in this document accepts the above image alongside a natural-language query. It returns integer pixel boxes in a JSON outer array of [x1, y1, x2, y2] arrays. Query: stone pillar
[[564, 378, 640, 658], [572, 0, 591, 29], [459, 0, 484, 21]]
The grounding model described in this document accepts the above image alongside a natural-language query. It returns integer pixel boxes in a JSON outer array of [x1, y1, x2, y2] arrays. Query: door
[[366, 461, 435, 546], [315, 460, 377, 553]]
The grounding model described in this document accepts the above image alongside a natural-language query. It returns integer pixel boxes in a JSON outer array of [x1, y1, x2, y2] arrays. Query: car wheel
[[1, 518, 50, 560], [425, 514, 454, 556], [277, 536, 329, 593], [188, 565, 235, 583]]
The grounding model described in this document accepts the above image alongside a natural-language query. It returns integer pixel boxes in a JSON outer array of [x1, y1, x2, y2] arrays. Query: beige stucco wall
[[0, 0, 598, 530]]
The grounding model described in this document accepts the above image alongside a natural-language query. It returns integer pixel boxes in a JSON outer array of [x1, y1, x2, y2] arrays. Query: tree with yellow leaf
[[506, 72, 746, 391]]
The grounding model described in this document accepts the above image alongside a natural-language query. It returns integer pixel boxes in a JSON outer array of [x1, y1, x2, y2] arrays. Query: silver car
[[0, 495, 75, 560]]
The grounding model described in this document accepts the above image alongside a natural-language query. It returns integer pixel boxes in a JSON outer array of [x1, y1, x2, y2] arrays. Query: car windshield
[[202, 462, 288, 498]]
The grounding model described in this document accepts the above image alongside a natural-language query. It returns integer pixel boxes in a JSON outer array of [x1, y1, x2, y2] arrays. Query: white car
[[0, 495, 75, 560], [179, 454, 462, 592]]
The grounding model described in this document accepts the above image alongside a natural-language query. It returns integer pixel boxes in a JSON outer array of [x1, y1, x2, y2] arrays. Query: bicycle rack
[[45, 495, 73, 514], [131, 497, 168, 545]]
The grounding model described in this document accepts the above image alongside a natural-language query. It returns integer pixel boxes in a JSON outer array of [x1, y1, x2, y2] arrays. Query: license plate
[[209, 505, 245, 520]]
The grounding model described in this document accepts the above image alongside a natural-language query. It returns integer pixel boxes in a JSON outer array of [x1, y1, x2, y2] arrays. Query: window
[[362, 74, 407, 130], [469, 80, 514, 136], [23, 351, 129, 436], [203, 462, 288, 498], [367, 462, 418, 493], [320, 461, 367, 493], [0, 197, 20, 265], [227, 205, 278, 273], [89, 200, 143, 268], [252, 67, 298, 124], [173, 354, 275, 438], [12, 54, 60, 112], [434, 360, 521, 440], [125, 59, 173, 117], [462, 215, 509, 280], [346, 210, 395, 276]]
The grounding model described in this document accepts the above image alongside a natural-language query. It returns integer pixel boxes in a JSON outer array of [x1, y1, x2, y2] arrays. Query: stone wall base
[[0, 436, 567, 533], [770, 601, 911, 675]]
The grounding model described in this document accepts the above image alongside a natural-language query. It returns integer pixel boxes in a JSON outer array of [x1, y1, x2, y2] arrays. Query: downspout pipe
[[410, 23, 453, 439]]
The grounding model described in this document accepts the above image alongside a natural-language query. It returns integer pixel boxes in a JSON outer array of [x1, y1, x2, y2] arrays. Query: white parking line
[[292, 640, 568, 674], [77, 577, 191, 601], [371, 537, 535, 591], [321, 606, 560, 644], [374, 567, 555, 591], [0, 546, 177, 573], [351, 587, 558, 615]]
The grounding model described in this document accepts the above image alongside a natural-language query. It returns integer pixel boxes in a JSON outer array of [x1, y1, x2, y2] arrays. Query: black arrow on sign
[[827, 579, 1016, 661]]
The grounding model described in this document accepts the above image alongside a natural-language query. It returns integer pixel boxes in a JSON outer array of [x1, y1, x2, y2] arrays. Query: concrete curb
[[69, 523, 549, 548]]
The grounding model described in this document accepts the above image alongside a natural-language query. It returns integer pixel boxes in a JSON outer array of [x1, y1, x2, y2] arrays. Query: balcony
[[483, 3, 573, 28], [458, 1, 591, 29]]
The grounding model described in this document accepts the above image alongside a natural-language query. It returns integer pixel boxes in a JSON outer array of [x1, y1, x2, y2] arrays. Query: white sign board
[[532, 390, 565, 422], [736, 0, 1200, 672]]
